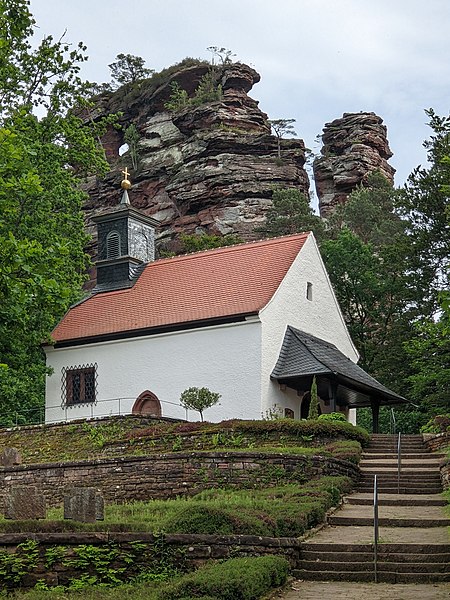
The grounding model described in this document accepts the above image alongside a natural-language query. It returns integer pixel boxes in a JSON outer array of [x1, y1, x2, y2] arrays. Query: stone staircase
[[294, 434, 450, 583]]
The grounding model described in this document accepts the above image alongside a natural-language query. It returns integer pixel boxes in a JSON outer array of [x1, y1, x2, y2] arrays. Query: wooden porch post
[[370, 399, 380, 433], [328, 379, 338, 412]]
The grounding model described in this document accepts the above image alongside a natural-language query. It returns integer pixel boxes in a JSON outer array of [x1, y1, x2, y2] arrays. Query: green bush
[[420, 414, 450, 433], [318, 412, 347, 423], [162, 505, 267, 536], [157, 556, 289, 600]]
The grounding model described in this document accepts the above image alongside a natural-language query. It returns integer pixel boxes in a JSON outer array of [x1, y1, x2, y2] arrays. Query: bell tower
[[92, 169, 159, 291]]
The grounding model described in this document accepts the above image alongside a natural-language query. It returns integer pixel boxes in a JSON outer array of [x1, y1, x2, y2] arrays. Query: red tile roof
[[51, 233, 310, 344]]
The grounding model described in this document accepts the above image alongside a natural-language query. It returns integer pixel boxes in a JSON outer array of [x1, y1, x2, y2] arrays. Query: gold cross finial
[[121, 167, 131, 190]]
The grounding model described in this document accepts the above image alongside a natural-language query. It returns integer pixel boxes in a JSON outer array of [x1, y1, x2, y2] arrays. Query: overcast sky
[[30, 0, 450, 193]]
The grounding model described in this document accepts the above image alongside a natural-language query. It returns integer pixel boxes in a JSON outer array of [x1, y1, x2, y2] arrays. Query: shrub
[[179, 387, 221, 422], [420, 414, 450, 433], [157, 556, 289, 600], [307, 377, 319, 420], [324, 440, 362, 464], [162, 505, 267, 536], [318, 412, 347, 423]]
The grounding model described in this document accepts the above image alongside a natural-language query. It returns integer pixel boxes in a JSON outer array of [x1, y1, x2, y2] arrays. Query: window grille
[[61, 364, 97, 407], [106, 231, 121, 259]]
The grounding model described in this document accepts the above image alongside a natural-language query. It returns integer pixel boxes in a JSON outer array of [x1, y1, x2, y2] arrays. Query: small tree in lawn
[[269, 119, 297, 158], [179, 387, 221, 421], [307, 376, 319, 420]]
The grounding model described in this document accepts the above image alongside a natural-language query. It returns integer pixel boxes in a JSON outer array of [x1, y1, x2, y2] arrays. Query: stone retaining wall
[[0, 452, 359, 509], [0, 532, 302, 589], [441, 461, 449, 490], [423, 432, 450, 452]]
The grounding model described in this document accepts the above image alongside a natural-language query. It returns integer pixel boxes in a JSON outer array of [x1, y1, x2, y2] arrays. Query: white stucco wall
[[259, 233, 359, 419], [45, 320, 261, 424]]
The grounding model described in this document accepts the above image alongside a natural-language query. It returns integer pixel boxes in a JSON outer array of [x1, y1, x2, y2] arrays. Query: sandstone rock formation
[[81, 62, 309, 263], [313, 112, 395, 218]]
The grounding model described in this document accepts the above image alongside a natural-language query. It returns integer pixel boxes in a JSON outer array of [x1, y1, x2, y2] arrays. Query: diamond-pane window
[[62, 364, 97, 406]]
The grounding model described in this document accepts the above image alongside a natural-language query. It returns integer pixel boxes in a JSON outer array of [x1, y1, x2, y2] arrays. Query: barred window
[[62, 364, 97, 406]]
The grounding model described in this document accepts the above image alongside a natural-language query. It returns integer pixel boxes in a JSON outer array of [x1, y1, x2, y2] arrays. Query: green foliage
[[164, 69, 222, 113], [0, 539, 39, 586], [259, 187, 325, 240], [307, 376, 319, 420], [269, 119, 297, 158], [157, 556, 289, 600], [192, 71, 223, 106], [163, 505, 267, 536], [164, 81, 189, 112], [318, 412, 347, 423], [108, 53, 154, 88], [179, 387, 221, 421], [0, 1, 111, 425], [420, 414, 450, 433], [400, 109, 450, 311], [405, 318, 450, 414], [0, 536, 182, 591], [206, 46, 236, 65], [179, 233, 242, 253], [123, 124, 140, 171], [356, 405, 428, 435], [320, 224, 413, 392]]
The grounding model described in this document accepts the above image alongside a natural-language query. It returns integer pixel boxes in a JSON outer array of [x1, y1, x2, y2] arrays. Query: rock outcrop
[[313, 112, 395, 218], [81, 62, 309, 261]]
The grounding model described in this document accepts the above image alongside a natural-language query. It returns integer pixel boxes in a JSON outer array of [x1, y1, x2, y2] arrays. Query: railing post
[[374, 474, 379, 583], [397, 432, 402, 494]]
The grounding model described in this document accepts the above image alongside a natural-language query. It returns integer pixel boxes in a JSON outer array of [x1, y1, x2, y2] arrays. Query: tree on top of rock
[[108, 53, 154, 88], [269, 119, 297, 158], [206, 46, 236, 65]]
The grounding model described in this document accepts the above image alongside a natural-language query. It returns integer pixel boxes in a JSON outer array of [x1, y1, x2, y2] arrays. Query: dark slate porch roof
[[271, 326, 407, 408]]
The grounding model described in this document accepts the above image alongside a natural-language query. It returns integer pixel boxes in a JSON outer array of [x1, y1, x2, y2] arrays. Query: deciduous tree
[[0, 0, 110, 425], [179, 387, 221, 421]]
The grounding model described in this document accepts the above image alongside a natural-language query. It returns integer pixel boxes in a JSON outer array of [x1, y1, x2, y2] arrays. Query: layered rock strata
[[81, 62, 309, 263], [313, 112, 395, 218]]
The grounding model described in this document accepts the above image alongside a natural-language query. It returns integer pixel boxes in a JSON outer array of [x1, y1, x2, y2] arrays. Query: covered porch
[[271, 326, 408, 432]]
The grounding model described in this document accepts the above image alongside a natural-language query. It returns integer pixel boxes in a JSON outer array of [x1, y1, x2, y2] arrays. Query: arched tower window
[[106, 231, 121, 259]]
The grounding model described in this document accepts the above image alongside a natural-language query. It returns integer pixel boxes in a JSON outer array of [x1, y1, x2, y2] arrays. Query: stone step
[[364, 448, 434, 458], [357, 486, 443, 494], [300, 549, 450, 563], [360, 465, 440, 472], [345, 494, 447, 507], [296, 560, 450, 574], [328, 515, 450, 527], [359, 473, 441, 480], [302, 542, 450, 552], [362, 453, 444, 460], [370, 433, 424, 444], [366, 445, 429, 451], [292, 569, 450, 583], [360, 461, 442, 469]]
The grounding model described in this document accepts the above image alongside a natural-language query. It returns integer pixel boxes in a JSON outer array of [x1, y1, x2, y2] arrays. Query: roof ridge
[[153, 232, 310, 266]]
